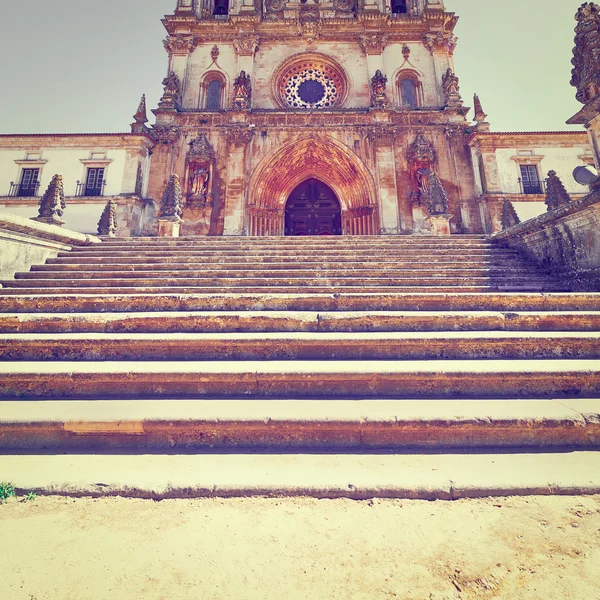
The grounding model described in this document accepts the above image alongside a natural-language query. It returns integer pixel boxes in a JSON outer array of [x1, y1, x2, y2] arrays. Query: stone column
[[223, 127, 254, 235], [369, 128, 400, 235], [233, 34, 260, 79]]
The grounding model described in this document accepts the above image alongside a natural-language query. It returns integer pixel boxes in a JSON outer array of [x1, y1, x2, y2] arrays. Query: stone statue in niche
[[232, 71, 252, 110], [190, 166, 210, 198], [441, 68, 463, 107], [370, 70, 389, 108], [159, 72, 181, 109]]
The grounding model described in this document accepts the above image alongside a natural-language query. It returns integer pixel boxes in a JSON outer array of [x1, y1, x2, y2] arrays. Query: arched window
[[200, 73, 225, 110], [391, 0, 407, 14], [213, 0, 229, 15], [397, 72, 423, 109]]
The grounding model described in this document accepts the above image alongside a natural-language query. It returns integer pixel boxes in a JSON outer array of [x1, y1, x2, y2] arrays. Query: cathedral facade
[[0, 0, 593, 237]]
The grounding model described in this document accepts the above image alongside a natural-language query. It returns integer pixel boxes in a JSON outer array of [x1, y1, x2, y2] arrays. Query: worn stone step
[[1, 331, 598, 360], [2, 450, 600, 499], [1, 310, 599, 333], [0, 360, 598, 399], [1, 399, 599, 452], [15, 267, 547, 280], [1, 292, 597, 313]]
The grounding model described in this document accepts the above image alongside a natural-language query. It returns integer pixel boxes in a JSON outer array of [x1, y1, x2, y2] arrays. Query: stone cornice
[[0, 133, 156, 150], [467, 131, 589, 149]]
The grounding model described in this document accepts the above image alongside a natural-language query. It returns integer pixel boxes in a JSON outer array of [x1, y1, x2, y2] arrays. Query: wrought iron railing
[[7, 181, 41, 197], [76, 179, 107, 197], [518, 177, 546, 195]]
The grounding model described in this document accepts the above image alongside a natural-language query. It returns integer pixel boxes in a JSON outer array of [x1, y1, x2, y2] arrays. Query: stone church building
[[0, 0, 594, 237]]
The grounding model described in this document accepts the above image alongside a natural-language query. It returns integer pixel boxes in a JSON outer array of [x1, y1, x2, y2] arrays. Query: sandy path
[[1, 495, 599, 600]]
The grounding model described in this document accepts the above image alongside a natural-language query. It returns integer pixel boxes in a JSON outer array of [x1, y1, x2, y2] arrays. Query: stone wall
[[492, 191, 600, 290]]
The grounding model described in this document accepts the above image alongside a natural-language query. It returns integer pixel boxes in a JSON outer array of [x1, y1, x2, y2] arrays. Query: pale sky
[[0, 0, 586, 134]]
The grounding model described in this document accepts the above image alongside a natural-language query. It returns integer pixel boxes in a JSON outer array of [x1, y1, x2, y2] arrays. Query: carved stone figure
[[571, 2, 600, 105], [370, 70, 389, 108], [190, 167, 210, 198], [159, 72, 181, 109], [33, 174, 66, 225], [545, 170, 572, 211], [441, 68, 463, 107], [232, 70, 252, 110], [501, 198, 521, 230]]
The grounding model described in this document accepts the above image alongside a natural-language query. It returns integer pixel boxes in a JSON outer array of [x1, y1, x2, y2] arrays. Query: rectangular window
[[519, 165, 542, 194], [85, 168, 105, 196], [18, 168, 40, 196]]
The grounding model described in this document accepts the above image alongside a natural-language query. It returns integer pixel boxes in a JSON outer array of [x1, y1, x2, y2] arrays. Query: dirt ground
[[1, 494, 599, 600]]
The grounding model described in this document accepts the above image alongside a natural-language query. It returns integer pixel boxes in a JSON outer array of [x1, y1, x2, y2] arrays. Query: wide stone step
[[1, 292, 597, 312], [0, 360, 598, 399], [1, 399, 598, 452], [2, 310, 598, 333], [1, 331, 598, 360], [2, 450, 599, 499], [15, 267, 546, 280]]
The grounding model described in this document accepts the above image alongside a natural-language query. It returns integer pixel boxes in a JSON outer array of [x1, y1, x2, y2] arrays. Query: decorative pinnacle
[[97, 198, 118, 237], [545, 170, 572, 211], [501, 198, 520, 230], [159, 174, 184, 220], [133, 94, 148, 124], [473, 94, 487, 122], [36, 174, 66, 222]]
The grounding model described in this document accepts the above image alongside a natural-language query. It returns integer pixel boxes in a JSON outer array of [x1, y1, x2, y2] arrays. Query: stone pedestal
[[427, 214, 453, 236], [158, 218, 182, 238], [32, 216, 65, 227]]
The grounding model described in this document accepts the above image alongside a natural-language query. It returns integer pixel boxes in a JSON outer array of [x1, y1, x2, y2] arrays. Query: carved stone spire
[[473, 94, 487, 122], [97, 198, 118, 237], [32, 174, 66, 226], [545, 170, 572, 211], [441, 68, 462, 107], [131, 94, 149, 134], [419, 168, 449, 215], [159, 174, 184, 220], [571, 2, 600, 105], [501, 198, 521, 230]]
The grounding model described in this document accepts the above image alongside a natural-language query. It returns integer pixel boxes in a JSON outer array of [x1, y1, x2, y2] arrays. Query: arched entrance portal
[[284, 179, 342, 236]]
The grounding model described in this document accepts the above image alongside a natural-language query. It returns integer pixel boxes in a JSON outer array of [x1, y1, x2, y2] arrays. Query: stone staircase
[[0, 235, 599, 499]]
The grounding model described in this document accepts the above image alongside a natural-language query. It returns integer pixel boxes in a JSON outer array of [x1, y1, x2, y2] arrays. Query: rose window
[[274, 55, 348, 109]]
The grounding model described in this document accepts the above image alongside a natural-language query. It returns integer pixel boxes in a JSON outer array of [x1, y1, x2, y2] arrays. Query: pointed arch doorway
[[284, 179, 342, 236]]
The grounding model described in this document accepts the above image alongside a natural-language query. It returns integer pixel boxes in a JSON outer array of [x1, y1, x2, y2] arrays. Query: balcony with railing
[[517, 177, 546, 195], [76, 179, 107, 197], [6, 181, 41, 198]]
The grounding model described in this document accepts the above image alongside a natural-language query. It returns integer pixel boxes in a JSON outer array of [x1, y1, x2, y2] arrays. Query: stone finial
[[417, 168, 449, 215], [232, 71, 252, 110], [501, 198, 520, 230], [131, 94, 148, 134], [158, 72, 181, 110], [33, 174, 66, 226], [97, 198, 117, 237], [571, 2, 600, 105], [442, 68, 462, 107], [545, 170, 572, 211], [402, 44, 411, 60], [159, 174, 184, 220], [370, 70, 389, 108], [473, 94, 487, 122], [211, 45, 220, 61]]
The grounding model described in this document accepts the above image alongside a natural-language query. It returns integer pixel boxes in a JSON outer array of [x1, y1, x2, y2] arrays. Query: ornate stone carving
[[359, 33, 388, 55], [189, 134, 215, 161], [225, 126, 255, 145], [571, 2, 600, 104], [501, 198, 521, 230], [33, 174, 66, 225], [442, 68, 463, 107], [97, 198, 118, 237], [402, 44, 411, 60], [233, 34, 260, 56], [407, 133, 436, 167], [424, 32, 458, 55], [333, 0, 355, 13], [545, 170, 572, 211], [131, 94, 149, 134], [163, 35, 197, 55], [158, 72, 181, 110], [297, 6, 322, 43], [159, 174, 184, 220], [417, 168, 449, 215], [232, 71, 252, 110], [151, 125, 180, 145], [265, 0, 285, 17], [365, 126, 395, 143], [211, 45, 220, 61], [370, 70, 389, 108]]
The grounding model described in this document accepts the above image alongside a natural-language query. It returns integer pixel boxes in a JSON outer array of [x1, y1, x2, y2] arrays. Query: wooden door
[[284, 179, 341, 236]]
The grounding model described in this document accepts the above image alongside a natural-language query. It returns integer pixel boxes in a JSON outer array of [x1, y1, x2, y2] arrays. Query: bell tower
[[147, 0, 482, 236]]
